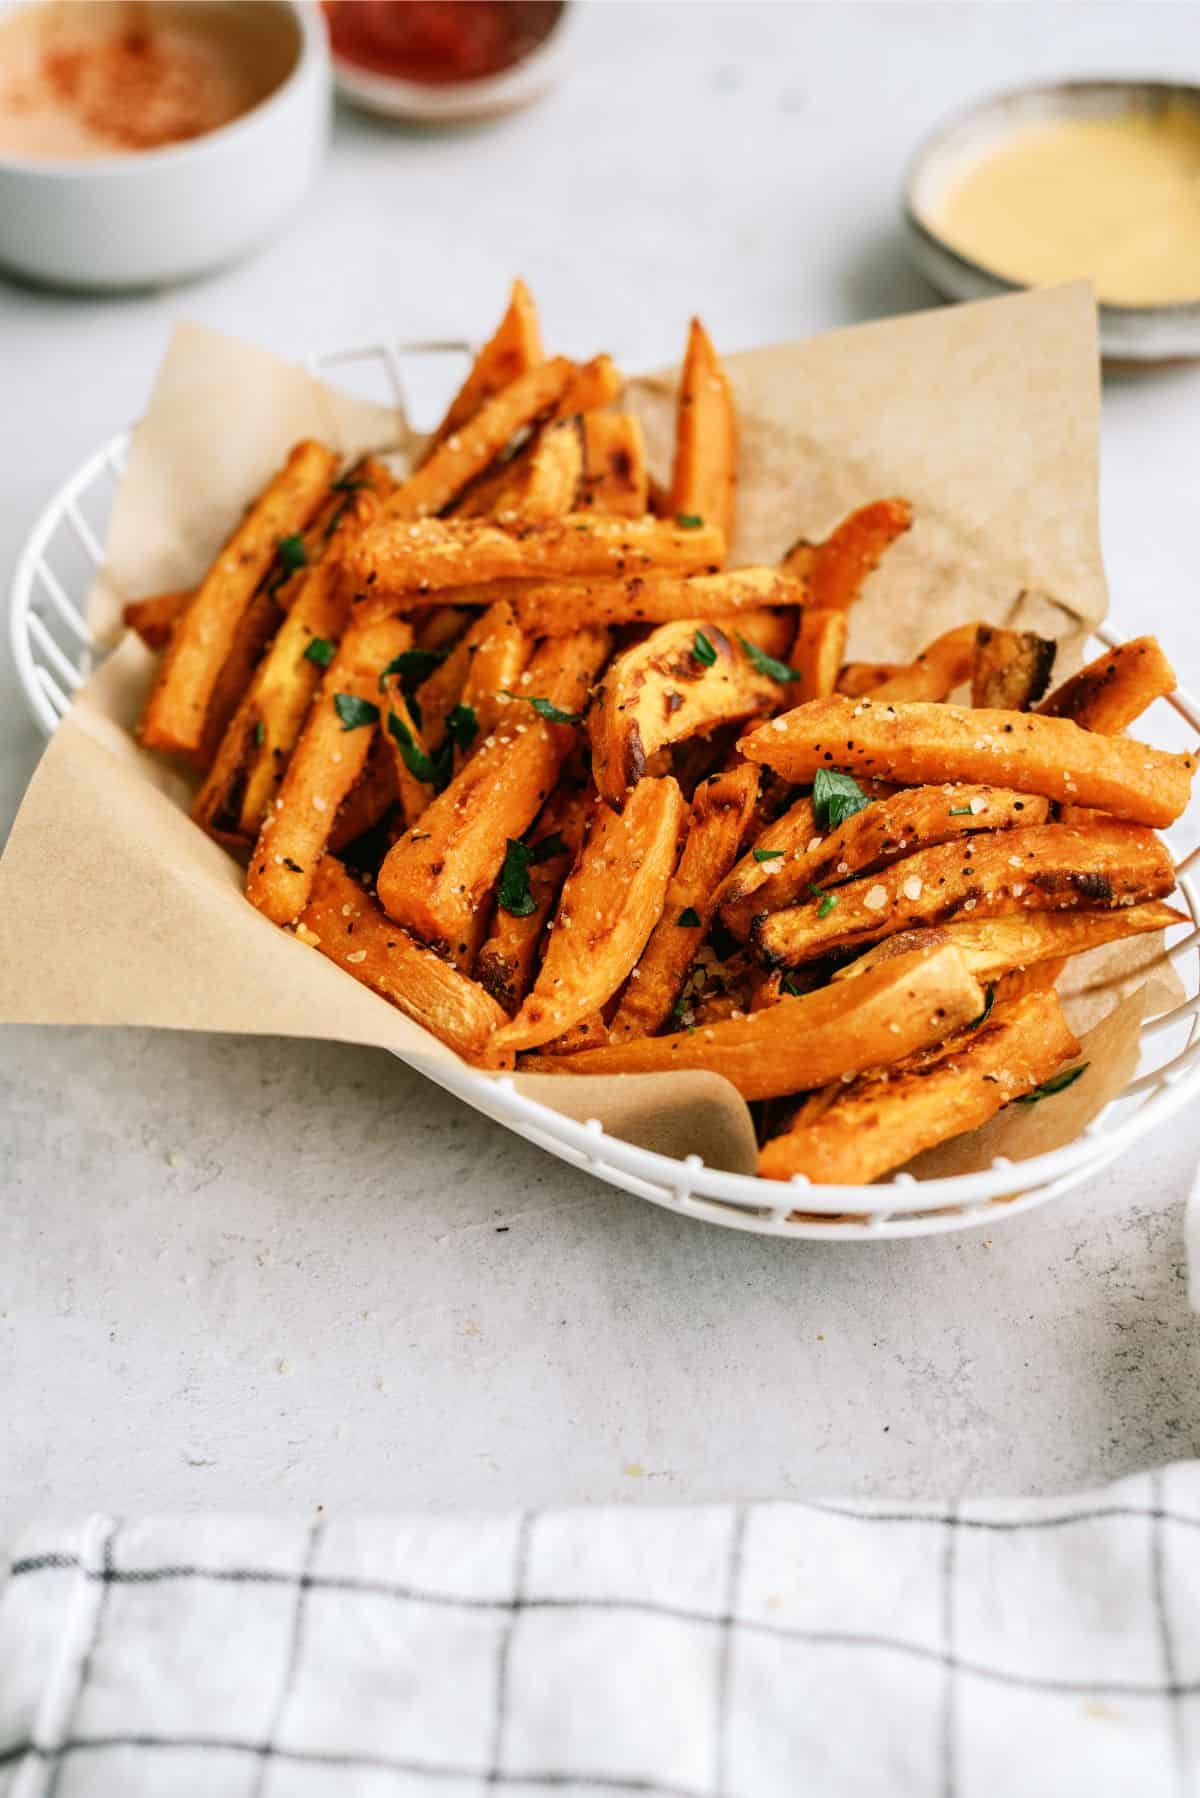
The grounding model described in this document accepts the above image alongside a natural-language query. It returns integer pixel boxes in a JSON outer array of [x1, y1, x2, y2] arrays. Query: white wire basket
[[9, 339, 1200, 1240]]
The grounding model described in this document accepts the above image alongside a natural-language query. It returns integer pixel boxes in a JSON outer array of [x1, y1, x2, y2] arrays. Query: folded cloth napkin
[[2, 1464, 1198, 1798]]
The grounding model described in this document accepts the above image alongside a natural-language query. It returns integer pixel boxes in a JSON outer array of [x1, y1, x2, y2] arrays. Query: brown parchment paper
[[1, 286, 1170, 1183]]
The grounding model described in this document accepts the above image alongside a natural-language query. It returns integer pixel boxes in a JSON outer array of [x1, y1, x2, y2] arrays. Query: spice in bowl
[[0, 0, 295, 160]]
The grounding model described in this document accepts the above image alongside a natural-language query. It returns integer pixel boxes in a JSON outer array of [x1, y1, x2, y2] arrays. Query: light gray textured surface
[[2, 3, 1200, 1542]]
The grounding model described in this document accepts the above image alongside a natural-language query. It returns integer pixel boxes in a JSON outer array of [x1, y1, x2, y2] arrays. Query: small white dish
[[329, 1, 572, 126], [0, 0, 330, 291], [904, 80, 1200, 363]]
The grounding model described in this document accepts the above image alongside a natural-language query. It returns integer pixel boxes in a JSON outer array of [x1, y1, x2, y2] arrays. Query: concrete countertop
[[3, 2, 1200, 1543]]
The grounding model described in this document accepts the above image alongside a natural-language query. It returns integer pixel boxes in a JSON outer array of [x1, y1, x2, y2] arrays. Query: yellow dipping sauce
[[933, 102, 1200, 307]]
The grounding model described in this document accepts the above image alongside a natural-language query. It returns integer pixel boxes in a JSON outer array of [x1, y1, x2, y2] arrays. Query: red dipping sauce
[[323, 1, 562, 87]]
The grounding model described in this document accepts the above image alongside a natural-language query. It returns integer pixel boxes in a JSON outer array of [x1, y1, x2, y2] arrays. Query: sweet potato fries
[[131, 280, 1194, 1189]]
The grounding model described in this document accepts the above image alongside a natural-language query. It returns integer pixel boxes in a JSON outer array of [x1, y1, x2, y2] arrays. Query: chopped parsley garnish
[[253, 719, 266, 748], [968, 984, 995, 1029], [501, 691, 583, 726], [692, 629, 717, 667], [334, 693, 379, 731], [812, 767, 871, 831], [817, 893, 837, 918], [387, 710, 436, 783], [677, 906, 702, 928], [753, 847, 785, 863], [676, 513, 704, 529], [1016, 1064, 1089, 1105], [304, 637, 335, 668], [445, 702, 478, 753], [269, 533, 307, 593], [528, 831, 568, 864], [379, 647, 447, 689], [738, 633, 800, 683], [948, 804, 973, 817], [780, 974, 805, 997], [497, 838, 537, 916]]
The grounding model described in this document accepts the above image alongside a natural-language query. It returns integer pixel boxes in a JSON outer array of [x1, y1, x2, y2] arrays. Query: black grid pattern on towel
[[2, 1489, 1199, 1797]]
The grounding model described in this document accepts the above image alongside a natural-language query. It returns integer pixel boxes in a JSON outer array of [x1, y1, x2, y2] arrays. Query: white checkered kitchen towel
[[3, 1464, 1200, 1798]]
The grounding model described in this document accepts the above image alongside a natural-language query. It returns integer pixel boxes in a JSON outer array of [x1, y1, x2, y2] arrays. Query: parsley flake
[[948, 804, 973, 817], [753, 847, 785, 863], [387, 710, 436, 783], [812, 767, 871, 831], [501, 691, 583, 726], [817, 893, 837, 918], [692, 629, 717, 667], [269, 533, 307, 594], [677, 906, 702, 928], [497, 839, 537, 917], [1016, 1064, 1089, 1105], [253, 719, 266, 748], [334, 693, 379, 731], [304, 637, 335, 668], [780, 974, 805, 997], [738, 633, 800, 683], [379, 647, 447, 689], [676, 513, 704, 529]]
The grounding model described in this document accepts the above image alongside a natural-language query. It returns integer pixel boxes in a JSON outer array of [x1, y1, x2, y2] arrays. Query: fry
[[328, 737, 398, 853], [867, 624, 979, 703], [608, 765, 759, 1042], [553, 353, 622, 417], [790, 607, 847, 701], [758, 990, 1080, 1183], [195, 589, 283, 774], [590, 612, 792, 809], [722, 783, 1049, 941], [376, 630, 609, 967], [429, 276, 543, 448], [1038, 635, 1177, 733], [457, 415, 584, 522], [457, 601, 531, 747], [510, 566, 802, 635], [541, 1011, 609, 1055], [123, 587, 192, 650], [739, 695, 1196, 827], [527, 941, 985, 1100], [579, 412, 650, 516], [831, 901, 1187, 986], [782, 498, 913, 609], [490, 775, 686, 1054], [246, 614, 411, 926], [387, 358, 575, 522], [192, 487, 381, 844], [475, 789, 592, 1013], [753, 821, 1177, 968], [299, 858, 508, 1062], [667, 317, 738, 549], [836, 662, 902, 698], [349, 512, 725, 600], [140, 438, 337, 755], [971, 625, 1057, 710]]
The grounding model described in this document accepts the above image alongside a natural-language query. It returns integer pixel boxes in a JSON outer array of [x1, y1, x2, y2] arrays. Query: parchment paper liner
[[1, 287, 1176, 1184]]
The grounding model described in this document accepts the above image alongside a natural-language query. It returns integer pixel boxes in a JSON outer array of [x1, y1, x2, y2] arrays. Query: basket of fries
[[7, 283, 1200, 1238]]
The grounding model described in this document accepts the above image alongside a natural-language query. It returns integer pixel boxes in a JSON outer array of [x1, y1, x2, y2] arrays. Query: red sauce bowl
[[323, 0, 571, 124]]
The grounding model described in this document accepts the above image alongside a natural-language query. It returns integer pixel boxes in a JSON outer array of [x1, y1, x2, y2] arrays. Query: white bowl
[[330, 1, 573, 126], [0, 0, 330, 290], [903, 80, 1200, 363]]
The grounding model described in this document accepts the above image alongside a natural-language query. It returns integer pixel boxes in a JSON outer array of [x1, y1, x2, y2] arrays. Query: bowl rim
[[903, 75, 1200, 320], [0, 0, 327, 179]]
